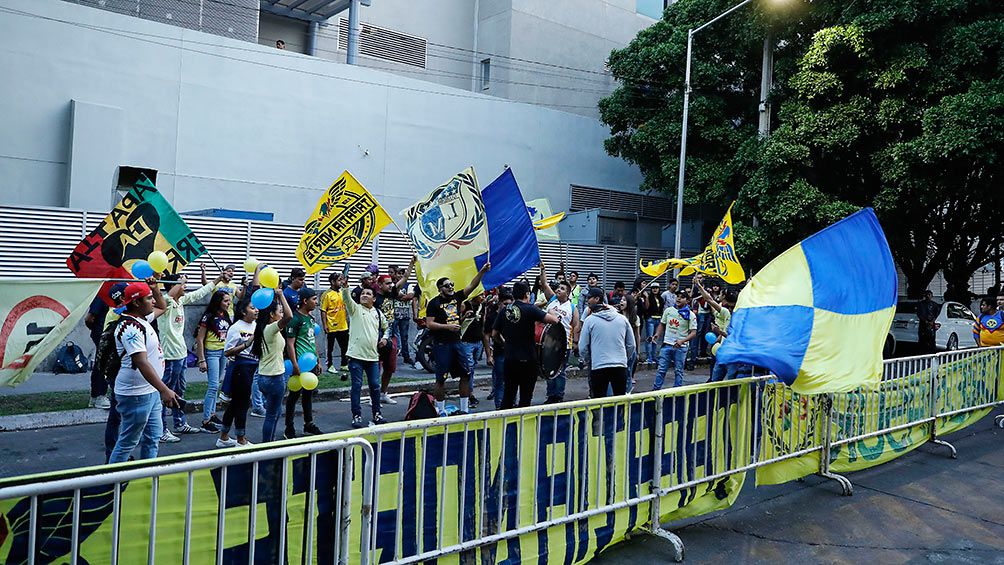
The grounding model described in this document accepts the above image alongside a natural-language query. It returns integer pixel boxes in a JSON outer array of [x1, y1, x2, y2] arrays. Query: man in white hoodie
[[578, 288, 636, 398]]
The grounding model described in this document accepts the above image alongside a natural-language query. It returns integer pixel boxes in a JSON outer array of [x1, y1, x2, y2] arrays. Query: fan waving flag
[[296, 171, 393, 274], [716, 208, 897, 394], [641, 203, 745, 283], [66, 176, 206, 304], [403, 167, 489, 270]]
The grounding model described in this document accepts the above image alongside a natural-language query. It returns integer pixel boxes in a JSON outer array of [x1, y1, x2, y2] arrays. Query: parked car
[[887, 300, 978, 355]]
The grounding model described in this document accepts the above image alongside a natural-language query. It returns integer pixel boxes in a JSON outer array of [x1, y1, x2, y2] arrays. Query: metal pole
[[347, 0, 361, 65], [757, 29, 774, 139], [673, 29, 694, 273], [306, 21, 318, 56]]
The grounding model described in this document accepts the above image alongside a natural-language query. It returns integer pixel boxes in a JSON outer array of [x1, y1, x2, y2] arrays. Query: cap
[[360, 271, 374, 280], [121, 282, 152, 305], [587, 288, 604, 300], [298, 287, 317, 300], [108, 282, 129, 302], [290, 267, 306, 279], [650, 281, 661, 287]]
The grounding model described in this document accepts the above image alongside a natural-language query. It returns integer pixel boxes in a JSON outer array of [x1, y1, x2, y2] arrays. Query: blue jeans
[[690, 313, 711, 362], [434, 342, 470, 382], [349, 358, 381, 417], [393, 318, 413, 363], [108, 391, 163, 464], [104, 389, 120, 462], [162, 359, 187, 429], [460, 341, 483, 381], [654, 344, 688, 389], [251, 371, 264, 412], [258, 373, 286, 442], [202, 348, 225, 422], [545, 350, 570, 401], [644, 318, 660, 362], [492, 353, 506, 410]]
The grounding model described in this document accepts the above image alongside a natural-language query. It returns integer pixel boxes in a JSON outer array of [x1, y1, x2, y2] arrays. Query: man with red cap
[[107, 280, 179, 464]]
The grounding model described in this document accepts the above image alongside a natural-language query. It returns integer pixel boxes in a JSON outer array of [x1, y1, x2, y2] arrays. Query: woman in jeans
[[195, 290, 232, 433], [251, 287, 293, 442], [218, 299, 259, 447]]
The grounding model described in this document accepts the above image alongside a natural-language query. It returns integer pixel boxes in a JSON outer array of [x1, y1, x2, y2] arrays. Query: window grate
[[338, 18, 427, 68]]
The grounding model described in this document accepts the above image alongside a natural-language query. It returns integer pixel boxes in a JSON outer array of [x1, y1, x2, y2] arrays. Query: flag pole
[[203, 249, 225, 273]]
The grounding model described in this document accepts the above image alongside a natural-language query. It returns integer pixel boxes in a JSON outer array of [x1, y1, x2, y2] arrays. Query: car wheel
[[946, 333, 958, 351]]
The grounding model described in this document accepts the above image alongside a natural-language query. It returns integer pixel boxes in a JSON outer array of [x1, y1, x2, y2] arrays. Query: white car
[[886, 300, 977, 355]]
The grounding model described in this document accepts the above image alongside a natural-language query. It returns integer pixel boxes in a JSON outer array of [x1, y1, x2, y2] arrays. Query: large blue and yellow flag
[[715, 208, 897, 394], [415, 168, 539, 300]]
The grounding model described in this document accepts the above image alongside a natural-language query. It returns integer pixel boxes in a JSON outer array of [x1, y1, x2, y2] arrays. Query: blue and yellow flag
[[640, 202, 745, 284], [296, 171, 393, 274], [415, 168, 540, 300], [715, 208, 897, 394]]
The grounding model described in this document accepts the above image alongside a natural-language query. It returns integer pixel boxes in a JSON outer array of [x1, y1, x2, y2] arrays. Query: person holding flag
[[537, 261, 580, 404], [651, 292, 697, 390], [425, 262, 491, 416]]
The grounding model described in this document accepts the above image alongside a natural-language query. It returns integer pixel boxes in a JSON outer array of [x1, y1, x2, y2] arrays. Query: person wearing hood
[[578, 288, 635, 398], [652, 291, 696, 389]]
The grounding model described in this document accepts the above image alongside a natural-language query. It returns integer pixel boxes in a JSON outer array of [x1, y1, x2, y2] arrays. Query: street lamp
[[672, 0, 781, 266]]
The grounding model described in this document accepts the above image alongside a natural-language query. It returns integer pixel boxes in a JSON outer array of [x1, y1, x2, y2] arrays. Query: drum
[[537, 323, 568, 380]]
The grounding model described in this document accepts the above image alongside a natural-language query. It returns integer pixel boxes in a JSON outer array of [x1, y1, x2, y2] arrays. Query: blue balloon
[[705, 332, 718, 346], [251, 288, 275, 310], [131, 260, 154, 279], [314, 323, 322, 336], [283, 359, 293, 376], [298, 352, 318, 372]]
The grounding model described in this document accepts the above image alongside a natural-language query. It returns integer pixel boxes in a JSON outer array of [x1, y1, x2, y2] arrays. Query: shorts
[[433, 342, 470, 384]]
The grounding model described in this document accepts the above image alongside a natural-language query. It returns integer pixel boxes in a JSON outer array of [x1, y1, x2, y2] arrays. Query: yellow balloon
[[243, 257, 258, 274], [147, 251, 169, 273], [287, 375, 302, 392], [711, 342, 721, 356], [260, 267, 280, 289], [300, 371, 318, 391]]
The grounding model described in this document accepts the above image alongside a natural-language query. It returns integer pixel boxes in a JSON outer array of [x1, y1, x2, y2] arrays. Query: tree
[[601, 0, 1004, 296]]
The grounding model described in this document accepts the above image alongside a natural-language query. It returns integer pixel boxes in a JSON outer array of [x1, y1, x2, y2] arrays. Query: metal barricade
[[0, 438, 374, 565]]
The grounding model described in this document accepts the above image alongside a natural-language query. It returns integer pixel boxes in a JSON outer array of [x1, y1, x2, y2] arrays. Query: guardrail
[[0, 347, 1000, 564]]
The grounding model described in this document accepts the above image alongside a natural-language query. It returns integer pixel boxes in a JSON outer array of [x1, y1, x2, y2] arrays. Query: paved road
[[594, 413, 1004, 564], [0, 363, 709, 478]]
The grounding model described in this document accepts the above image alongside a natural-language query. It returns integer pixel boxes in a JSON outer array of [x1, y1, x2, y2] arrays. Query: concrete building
[[0, 0, 699, 248]]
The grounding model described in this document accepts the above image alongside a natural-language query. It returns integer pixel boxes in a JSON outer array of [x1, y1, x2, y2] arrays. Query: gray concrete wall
[[0, 0, 642, 222]]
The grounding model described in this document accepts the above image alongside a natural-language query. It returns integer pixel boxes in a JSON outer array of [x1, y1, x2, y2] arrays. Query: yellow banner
[[295, 171, 393, 274], [0, 279, 102, 387], [0, 382, 753, 564], [641, 203, 746, 284], [527, 198, 561, 241]]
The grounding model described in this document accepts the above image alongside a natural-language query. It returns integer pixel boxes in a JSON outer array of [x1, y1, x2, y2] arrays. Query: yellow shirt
[[320, 289, 349, 332]]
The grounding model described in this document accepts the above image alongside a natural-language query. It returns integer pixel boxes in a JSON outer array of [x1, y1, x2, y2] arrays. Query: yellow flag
[[640, 203, 746, 284], [296, 171, 393, 274], [526, 198, 561, 241], [533, 212, 565, 230]]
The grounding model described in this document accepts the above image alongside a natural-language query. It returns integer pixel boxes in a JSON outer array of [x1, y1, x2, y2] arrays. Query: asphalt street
[[0, 362, 710, 478]]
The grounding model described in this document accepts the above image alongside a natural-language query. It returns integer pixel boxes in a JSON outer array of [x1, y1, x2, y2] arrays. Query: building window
[[636, 0, 668, 19], [480, 58, 491, 90]]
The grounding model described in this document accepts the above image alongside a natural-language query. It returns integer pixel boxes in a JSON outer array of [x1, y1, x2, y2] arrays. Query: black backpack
[[95, 315, 144, 383], [405, 389, 439, 421], [53, 342, 89, 374]]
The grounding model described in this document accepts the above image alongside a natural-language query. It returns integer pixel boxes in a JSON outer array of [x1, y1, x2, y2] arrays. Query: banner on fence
[[0, 382, 752, 564], [0, 279, 103, 387]]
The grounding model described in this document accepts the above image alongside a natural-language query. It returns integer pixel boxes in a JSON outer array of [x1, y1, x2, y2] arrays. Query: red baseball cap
[[122, 282, 152, 305]]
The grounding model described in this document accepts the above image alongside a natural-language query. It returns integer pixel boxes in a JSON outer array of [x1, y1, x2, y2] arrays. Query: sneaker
[[325, 365, 337, 375], [237, 439, 254, 446], [486, 391, 495, 400], [89, 395, 111, 410], [410, 362, 421, 371], [160, 430, 181, 443], [351, 415, 364, 428], [454, 410, 469, 416], [380, 393, 398, 405], [200, 421, 220, 433], [175, 423, 201, 434], [218, 392, 231, 403], [371, 413, 387, 426], [340, 368, 348, 382], [216, 437, 238, 448], [303, 422, 324, 436], [283, 428, 297, 440], [249, 407, 266, 418], [210, 415, 224, 426], [469, 396, 480, 409]]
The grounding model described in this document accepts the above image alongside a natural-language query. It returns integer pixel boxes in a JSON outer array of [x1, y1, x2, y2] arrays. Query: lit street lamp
[[672, 0, 781, 267]]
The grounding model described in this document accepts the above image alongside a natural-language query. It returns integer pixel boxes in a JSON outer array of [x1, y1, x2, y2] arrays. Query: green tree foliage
[[601, 0, 1004, 297]]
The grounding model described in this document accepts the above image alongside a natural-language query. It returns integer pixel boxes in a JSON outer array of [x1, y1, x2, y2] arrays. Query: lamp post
[[673, 0, 778, 266]]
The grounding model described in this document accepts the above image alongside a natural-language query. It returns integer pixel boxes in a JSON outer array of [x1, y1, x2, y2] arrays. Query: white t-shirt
[[114, 313, 164, 397], [546, 297, 575, 349], [661, 290, 678, 310], [226, 319, 258, 361]]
